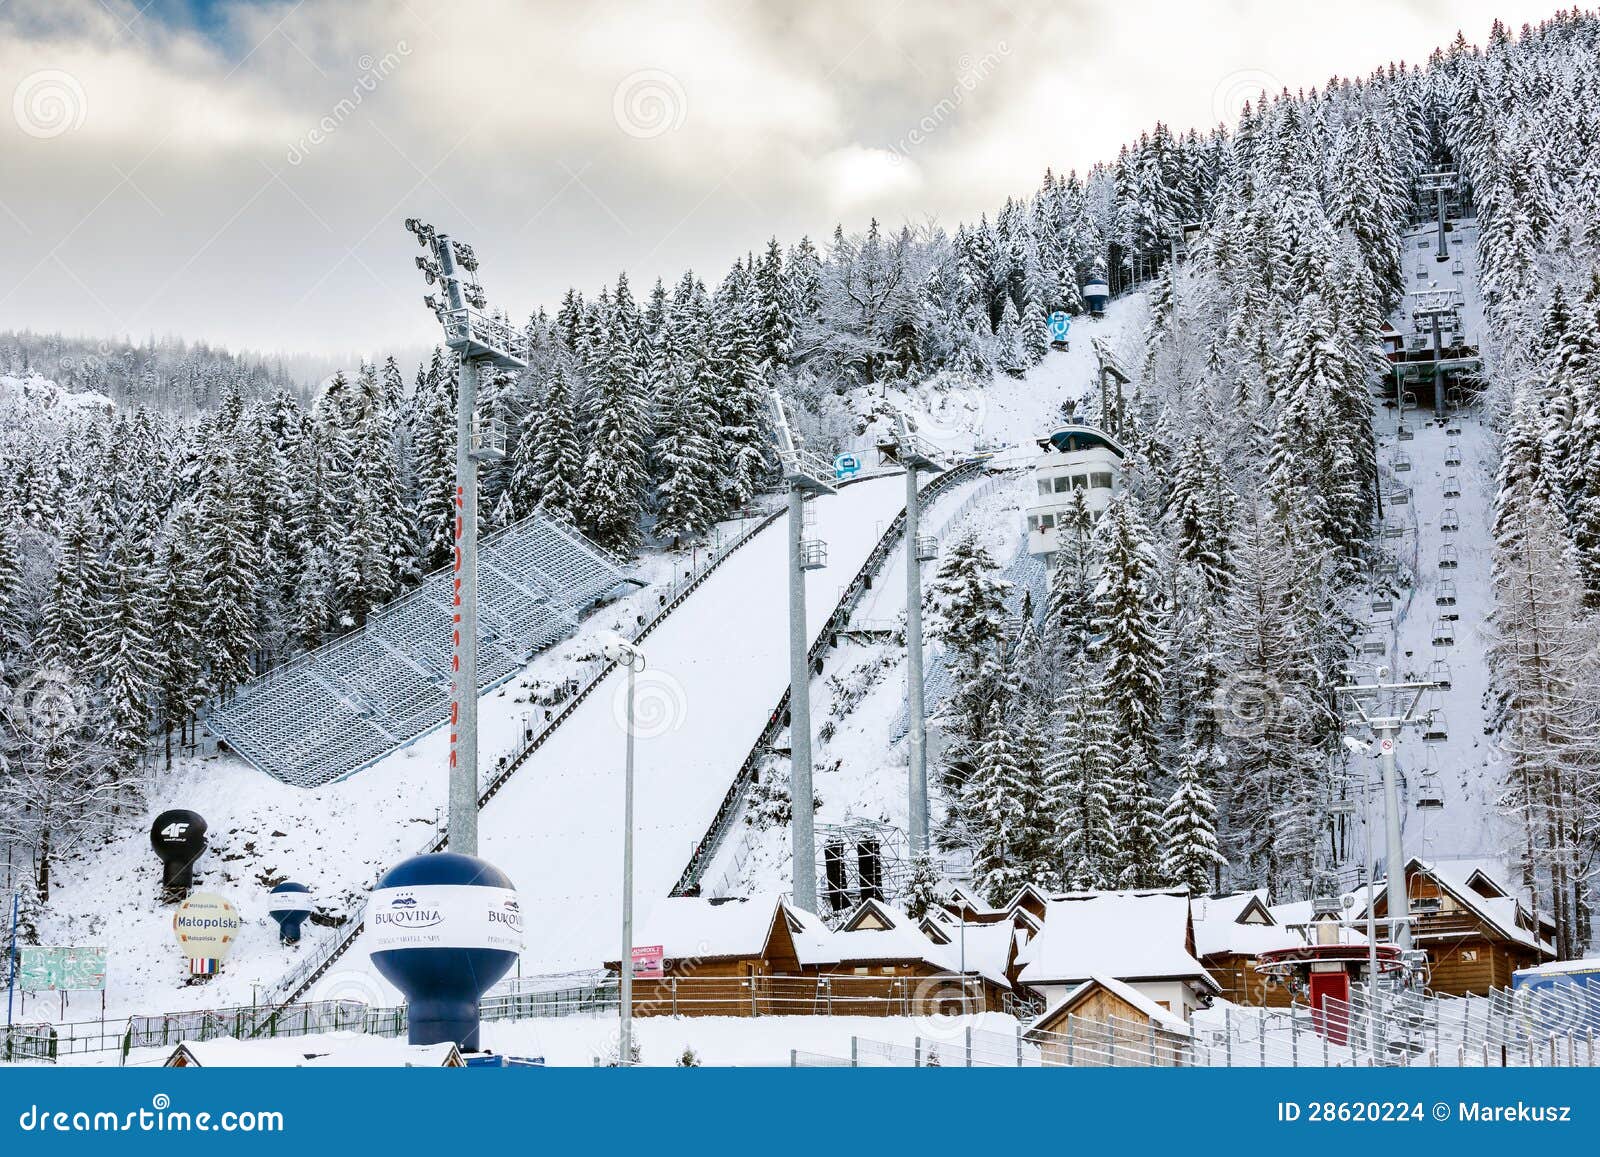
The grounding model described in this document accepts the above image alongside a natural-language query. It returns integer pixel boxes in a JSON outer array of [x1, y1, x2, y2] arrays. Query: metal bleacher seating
[[205, 511, 628, 788]]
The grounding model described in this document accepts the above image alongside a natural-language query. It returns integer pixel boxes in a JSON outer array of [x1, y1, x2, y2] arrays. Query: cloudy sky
[[0, 0, 1560, 358]]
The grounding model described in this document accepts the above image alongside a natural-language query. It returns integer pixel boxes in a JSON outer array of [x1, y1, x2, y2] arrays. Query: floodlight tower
[[1412, 288, 1463, 419], [768, 389, 837, 912], [876, 413, 948, 860], [1418, 170, 1458, 262], [1333, 671, 1445, 953], [405, 218, 526, 856]]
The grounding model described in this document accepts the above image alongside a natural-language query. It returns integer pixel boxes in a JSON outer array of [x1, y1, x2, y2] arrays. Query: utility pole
[[1334, 672, 1442, 954], [876, 413, 947, 859], [767, 390, 837, 912], [405, 219, 524, 856]]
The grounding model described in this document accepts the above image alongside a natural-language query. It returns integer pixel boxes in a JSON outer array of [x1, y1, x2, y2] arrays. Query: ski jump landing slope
[[335, 472, 910, 989]]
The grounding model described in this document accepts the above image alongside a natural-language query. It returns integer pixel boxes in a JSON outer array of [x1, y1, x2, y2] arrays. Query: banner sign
[[367, 884, 524, 953], [16, 945, 107, 992], [632, 944, 665, 979]]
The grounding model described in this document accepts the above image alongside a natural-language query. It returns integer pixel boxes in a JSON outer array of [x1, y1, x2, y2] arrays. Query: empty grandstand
[[205, 512, 630, 788]]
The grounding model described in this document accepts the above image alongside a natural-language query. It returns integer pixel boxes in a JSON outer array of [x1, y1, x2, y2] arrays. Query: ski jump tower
[[405, 218, 527, 856], [768, 389, 836, 912]]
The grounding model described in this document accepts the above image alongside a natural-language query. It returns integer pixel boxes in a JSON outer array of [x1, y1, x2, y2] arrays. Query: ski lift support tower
[[1333, 673, 1446, 953]]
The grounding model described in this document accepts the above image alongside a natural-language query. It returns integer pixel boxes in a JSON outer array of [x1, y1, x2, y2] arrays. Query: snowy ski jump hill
[[26, 292, 1146, 1024]]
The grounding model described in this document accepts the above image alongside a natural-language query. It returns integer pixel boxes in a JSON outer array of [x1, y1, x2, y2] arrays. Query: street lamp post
[[604, 635, 647, 1067]]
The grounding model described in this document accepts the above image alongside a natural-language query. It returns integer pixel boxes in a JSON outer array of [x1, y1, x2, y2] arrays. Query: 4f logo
[[160, 822, 190, 840]]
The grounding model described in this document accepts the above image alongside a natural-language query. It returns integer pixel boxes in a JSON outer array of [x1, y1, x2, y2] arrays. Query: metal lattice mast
[[1334, 673, 1444, 953], [1418, 169, 1458, 262], [1411, 288, 1463, 420], [768, 389, 837, 912], [877, 413, 947, 860], [405, 218, 526, 856]]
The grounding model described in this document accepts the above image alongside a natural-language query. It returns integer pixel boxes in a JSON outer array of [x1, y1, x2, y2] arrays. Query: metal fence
[[792, 989, 1600, 1069]]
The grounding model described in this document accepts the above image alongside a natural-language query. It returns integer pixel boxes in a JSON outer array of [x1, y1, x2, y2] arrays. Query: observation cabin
[[1024, 424, 1126, 574]]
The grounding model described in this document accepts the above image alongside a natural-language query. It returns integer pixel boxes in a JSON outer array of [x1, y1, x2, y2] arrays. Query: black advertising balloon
[[150, 810, 208, 891]]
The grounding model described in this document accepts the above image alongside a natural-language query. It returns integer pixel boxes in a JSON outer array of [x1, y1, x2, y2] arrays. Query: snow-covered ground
[[63, 1011, 1020, 1069], [32, 538, 732, 1021]]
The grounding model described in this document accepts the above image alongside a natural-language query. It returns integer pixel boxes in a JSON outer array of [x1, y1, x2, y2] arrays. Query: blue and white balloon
[[367, 852, 522, 1050], [267, 882, 315, 945]]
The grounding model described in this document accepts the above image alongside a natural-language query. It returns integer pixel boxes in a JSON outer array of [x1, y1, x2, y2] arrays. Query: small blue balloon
[[267, 881, 314, 945]]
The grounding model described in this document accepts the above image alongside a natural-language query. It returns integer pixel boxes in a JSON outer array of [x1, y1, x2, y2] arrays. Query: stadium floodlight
[[403, 218, 527, 858]]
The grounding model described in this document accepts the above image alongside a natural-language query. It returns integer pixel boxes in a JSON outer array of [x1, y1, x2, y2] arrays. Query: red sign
[[631, 944, 664, 979]]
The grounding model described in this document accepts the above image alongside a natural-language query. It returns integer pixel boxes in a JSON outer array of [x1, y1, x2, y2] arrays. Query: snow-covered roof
[[795, 897, 1013, 986], [631, 894, 789, 962], [1016, 890, 1215, 989], [1031, 974, 1191, 1037], [166, 1033, 462, 1067], [1191, 891, 1303, 959], [1359, 858, 1554, 956]]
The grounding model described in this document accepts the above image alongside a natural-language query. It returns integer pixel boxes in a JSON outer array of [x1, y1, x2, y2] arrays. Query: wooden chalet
[[1192, 891, 1304, 1008], [604, 893, 1015, 1018], [1360, 858, 1555, 995], [1024, 975, 1191, 1067], [797, 897, 1013, 1013], [1013, 889, 1219, 1021]]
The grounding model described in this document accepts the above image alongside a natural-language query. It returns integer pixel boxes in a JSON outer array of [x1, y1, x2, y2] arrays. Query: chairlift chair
[[1393, 451, 1412, 472], [1428, 659, 1452, 690], [1438, 544, 1459, 570], [1444, 444, 1463, 468], [1435, 579, 1457, 609], [1432, 617, 1456, 648], [1389, 487, 1411, 506], [1361, 634, 1388, 657], [1443, 475, 1462, 499], [1422, 712, 1449, 744], [1397, 424, 1415, 443], [1440, 507, 1460, 534], [1383, 520, 1407, 540], [1370, 589, 1394, 614]]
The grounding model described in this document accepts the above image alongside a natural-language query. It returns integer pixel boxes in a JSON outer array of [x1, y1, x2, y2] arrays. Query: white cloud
[[0, 0, 1568, 356]]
